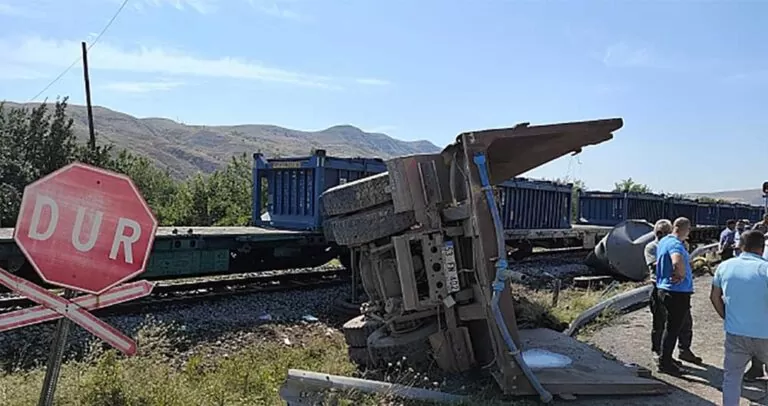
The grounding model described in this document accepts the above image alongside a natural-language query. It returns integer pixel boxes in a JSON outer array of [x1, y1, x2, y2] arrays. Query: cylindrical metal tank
[[586, 220, 654, 281]]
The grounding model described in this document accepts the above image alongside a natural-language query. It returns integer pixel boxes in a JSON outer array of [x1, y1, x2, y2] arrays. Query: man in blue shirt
[[655, 217, 695, 375], [645, 219, 701, 366], [711, 230, 768, 406], [719, 219, 737, 260]]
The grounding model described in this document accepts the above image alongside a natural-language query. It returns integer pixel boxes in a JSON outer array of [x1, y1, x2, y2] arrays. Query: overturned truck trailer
[[320, 118, 668, 402]]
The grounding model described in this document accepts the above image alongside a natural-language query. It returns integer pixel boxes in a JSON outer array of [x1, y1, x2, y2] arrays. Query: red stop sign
[[13, 163, 158, 295]]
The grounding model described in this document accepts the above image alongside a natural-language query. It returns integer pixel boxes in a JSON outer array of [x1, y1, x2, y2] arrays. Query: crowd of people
[[644, 214, 768, 406]]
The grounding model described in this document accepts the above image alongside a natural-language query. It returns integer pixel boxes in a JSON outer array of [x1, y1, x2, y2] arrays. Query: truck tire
[[367, 322, 437, 368], [323, 204, 416, 246], [342, 315, 383, 348], [321, 172, 392, 217], [348, 347, 371, 367]]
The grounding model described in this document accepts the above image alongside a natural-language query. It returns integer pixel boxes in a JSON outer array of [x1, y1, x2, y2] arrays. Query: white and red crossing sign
[[0, 162, 159, 355], [0, 269, 153, 355]]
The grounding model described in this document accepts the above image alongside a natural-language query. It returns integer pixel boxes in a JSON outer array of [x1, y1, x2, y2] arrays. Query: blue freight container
[[625, 192, 667, 225], [497, 178, 573, 230], [695, 202, 719, 226], [252, 150, 387, 231], [717, 203, 738, 226], [666, 197, 699, 226], [734, 204, 762, 223], [578, 192, 623, 226], [752, 205, 766, 222], [578, 191, 665, 227]]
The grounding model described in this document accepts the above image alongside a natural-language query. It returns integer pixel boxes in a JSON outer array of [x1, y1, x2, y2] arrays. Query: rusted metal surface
[[324, 118, 685, 400], [451, 118, 622, 395]]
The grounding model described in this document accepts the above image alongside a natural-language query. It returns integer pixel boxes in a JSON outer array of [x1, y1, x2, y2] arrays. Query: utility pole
[[81, 41, 96, 153]]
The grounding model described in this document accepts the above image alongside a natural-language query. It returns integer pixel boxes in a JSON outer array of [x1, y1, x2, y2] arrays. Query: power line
[[27, 0, 130, 102]]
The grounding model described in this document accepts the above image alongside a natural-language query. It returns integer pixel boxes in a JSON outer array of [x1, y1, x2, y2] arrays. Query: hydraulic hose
[[472, 153, 553, 404]]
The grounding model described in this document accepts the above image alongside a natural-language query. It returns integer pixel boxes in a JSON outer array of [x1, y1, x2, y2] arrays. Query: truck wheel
[[342, 315, 383, 348], [321, 172, 392, 217], [366, 322, 438, 369], [323, 204, 416, 246], [348, 347, 371, 367]]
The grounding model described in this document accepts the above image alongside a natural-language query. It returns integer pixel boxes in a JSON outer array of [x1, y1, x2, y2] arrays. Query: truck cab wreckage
[[318, 118, 668, 402]]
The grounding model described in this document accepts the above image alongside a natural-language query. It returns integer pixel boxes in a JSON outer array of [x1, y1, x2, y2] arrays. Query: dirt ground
[[582, 275, 768, 406]]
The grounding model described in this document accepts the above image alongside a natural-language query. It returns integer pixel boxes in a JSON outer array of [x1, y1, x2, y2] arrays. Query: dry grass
[[514, 280, 642, 335], [0, 281, 644, 406], [0, 324, 358, 406]]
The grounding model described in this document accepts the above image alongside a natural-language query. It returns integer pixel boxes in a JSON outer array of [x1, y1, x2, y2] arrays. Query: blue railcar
[[578, 191, 665, 226], [666, 197, 699, 226], [498, 178, 573, 230], [717, 203, 738, 225], [695, 201, 719, 226], [253, 150, 387, 231], [734, 204, 762, 223]]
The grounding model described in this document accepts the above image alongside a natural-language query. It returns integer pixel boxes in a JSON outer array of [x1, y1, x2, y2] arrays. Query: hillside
[[687, 189, 765, 206], [2, 102, 441, 179]]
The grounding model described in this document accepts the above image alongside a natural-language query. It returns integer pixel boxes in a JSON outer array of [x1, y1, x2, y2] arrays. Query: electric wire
[[27, 0, 130, 102]]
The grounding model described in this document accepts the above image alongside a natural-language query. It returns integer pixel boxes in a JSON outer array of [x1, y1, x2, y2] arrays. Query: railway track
[[0, 268, 344, 314], [0, 247, 592, 317], [526, 247, 592, 258]]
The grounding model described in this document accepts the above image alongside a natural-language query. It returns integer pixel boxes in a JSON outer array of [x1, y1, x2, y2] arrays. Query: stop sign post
[[1, 162, 158, 406]]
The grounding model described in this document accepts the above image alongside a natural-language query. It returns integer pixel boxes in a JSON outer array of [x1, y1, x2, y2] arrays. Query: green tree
[[613, 178, 652, 194], [206, 153, 252, 226], [0, 97, 257, 228], [0, 98, 82, 225]]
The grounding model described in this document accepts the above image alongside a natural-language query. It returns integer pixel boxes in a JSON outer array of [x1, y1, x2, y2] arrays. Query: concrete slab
[[513, 328, 670, 397]]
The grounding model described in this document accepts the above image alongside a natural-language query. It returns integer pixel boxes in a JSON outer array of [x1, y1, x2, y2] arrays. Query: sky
[[0, 0, 766, 194]]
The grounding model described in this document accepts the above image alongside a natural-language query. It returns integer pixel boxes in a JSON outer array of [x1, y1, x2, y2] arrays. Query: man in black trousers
[[646, 219, 702, 367]]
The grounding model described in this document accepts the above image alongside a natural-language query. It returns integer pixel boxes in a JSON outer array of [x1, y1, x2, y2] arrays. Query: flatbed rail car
[[0, 151, 387, 285]]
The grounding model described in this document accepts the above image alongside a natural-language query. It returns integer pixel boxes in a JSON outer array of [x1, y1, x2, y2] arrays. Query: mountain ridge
[[686, 189, 765, 206], [1, 101, 441, 179]]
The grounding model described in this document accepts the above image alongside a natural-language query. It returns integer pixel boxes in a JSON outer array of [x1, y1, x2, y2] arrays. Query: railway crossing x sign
[[0, 272, 153, 334], [0, 268, 152, 354]]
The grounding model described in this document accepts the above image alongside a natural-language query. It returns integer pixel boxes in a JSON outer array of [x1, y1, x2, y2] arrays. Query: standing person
[[745, 216, 768, 380], [655, 217, 695, 375], [710, 230, 768, 406], [735, 220, 746, 256], [752, 214, 768, 235], [646, 219, 672, 362], [646, 219, 702, 367], [720, 220, 738, 260]]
